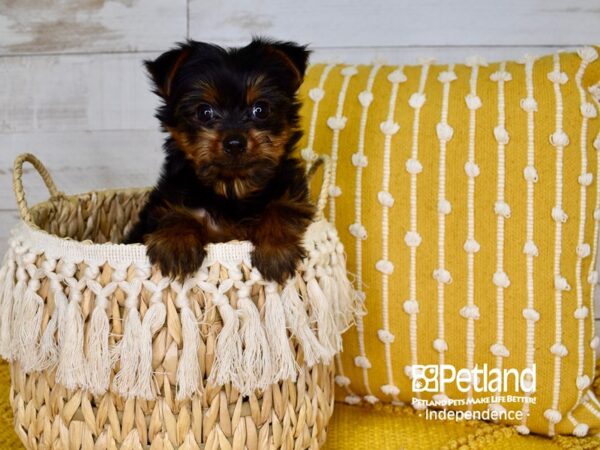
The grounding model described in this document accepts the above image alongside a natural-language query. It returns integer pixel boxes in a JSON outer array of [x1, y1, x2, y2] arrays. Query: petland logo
[[412, 364, 536, 394]]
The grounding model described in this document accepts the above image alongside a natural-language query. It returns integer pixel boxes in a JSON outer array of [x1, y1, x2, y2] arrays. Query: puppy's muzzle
[[223, 135, 246, 155]]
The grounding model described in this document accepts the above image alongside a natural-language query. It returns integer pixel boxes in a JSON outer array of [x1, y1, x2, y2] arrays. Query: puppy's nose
[[223, 136, 247, 155]]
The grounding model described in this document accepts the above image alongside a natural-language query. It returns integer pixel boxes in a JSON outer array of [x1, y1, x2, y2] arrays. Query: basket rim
[[14, 187, 330, 266]]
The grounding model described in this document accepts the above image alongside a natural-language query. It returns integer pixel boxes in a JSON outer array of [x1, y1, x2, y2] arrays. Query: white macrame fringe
[[306, 274, 337, 362], [318, 267, 340, 332], [9, 264, 29, 363], [0, 252, 16, 359], [86, 280, 117, 395], [0, 262, 8, 351], [331, 251, 356, 332], [112, 280, 143, 397], [238, 285, 272, 394], [38, 277, 66, 370], [134, 302, 165, 399], [56, 279, 87, 390], [204, 279, 243, 390], [86, 306, 111, 393], [0, 259, 7, 299], [0, 219, 355, 400], [281, 279, 326, 367], [18, 276, 44, 373], [174, 280, 201, 400], [177, 306, 201, 398], [134, 279, 168, 400], [264, 283, 298, 382]]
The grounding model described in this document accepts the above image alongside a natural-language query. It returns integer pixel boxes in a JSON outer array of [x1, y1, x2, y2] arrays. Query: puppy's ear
[[258, 39, 310, 91], [145, 43, 191, 98]]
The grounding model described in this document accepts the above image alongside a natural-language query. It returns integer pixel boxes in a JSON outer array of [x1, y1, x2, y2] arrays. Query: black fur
[[126, 38, 315, 283]]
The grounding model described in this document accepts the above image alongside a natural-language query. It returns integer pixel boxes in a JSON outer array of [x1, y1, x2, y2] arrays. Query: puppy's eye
[[197, 104, 215, 122], [251, 101, 270, 120]]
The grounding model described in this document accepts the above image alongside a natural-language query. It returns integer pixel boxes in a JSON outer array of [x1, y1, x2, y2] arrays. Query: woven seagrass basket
[[0, 153, 356, 450]]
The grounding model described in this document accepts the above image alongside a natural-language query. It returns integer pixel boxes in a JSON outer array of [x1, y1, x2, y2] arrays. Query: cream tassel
[[86, 280, 117, 395], [0, 254, 16, 359], [38, 277, 66, 370], [237, 280, 272, 394], [317, 265, 341, 331], [331, 248, 356, 332], [9, 264, 29, 361], [134, 278, 168, 400], [202, 279, 243, 391], [264, 282, 298, 382], [174, 280, 201, 400], [0, 258, 7, 292], [18, 275, 44, 373], [305, 269, 337, 362], [56, 279, 87, 390], [281, 279, 326, 367], [112, 279, 143, 397]]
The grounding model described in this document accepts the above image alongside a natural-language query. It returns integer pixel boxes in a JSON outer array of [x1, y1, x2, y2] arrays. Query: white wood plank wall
[[1, 0, 600, 324]]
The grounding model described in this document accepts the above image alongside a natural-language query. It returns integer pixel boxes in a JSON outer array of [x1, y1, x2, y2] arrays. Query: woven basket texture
[[4, 361, 600, 449], [0, 155, 354, 450]]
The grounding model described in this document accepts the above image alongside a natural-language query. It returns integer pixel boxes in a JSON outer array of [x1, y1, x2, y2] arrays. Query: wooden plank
[[307, 46, 572, 65], [0, 52, 159, 133], [2, 0, 594, 55], [189, 0, 600, 47], [0, 129, 164, 211], [0, 46, 579, 134], [0, 0, 187, 55]]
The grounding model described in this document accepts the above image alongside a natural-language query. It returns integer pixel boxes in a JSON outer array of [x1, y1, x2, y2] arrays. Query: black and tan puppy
[[125, 38, 315, 283]]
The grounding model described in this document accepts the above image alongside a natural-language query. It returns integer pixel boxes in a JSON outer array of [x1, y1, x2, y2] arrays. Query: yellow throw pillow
[[298, 47, 600, 437]]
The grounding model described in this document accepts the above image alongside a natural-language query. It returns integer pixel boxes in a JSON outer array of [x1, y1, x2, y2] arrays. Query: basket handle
[[306, 155, 331, 219], [13, 153, 61, 223]]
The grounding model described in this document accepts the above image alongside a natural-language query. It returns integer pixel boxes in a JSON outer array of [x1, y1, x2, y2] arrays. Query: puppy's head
[[146, 38, 309, 198]]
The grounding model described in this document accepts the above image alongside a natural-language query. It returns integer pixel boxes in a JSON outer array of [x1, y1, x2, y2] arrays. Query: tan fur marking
[[245, 74, 267, 105], [169, 127, 221, 165], [169, 124, 292, 200], [248, 128, 289, 163], [164, 49, 190, 97], [193, 80, 220, 105]]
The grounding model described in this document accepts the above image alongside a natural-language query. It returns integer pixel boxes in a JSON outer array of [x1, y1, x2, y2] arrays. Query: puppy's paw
[[145, 229, 206, 279], [252, 243, 305, 284]]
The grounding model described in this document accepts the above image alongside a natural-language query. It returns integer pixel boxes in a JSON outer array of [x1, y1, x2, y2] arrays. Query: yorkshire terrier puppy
[[125, 38, 315, 283]]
